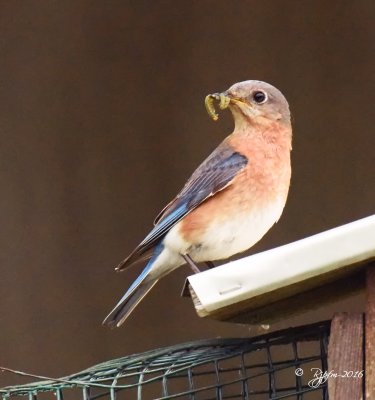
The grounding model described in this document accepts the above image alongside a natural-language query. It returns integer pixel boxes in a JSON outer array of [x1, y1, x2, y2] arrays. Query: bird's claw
[[205, 93, 231, 121]]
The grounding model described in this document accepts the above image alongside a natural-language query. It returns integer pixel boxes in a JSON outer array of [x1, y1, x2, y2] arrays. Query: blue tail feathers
[[103, 243, 164, 327]]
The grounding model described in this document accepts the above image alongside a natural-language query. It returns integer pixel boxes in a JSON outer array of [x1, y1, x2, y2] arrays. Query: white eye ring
[[252, 90, 268, 104]]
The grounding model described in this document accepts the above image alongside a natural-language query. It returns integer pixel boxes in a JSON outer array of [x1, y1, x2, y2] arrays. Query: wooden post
[[366, 264, 375, 399], [328, 313, 364, 400]]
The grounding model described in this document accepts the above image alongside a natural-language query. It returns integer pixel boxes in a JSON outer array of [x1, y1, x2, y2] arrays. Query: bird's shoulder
[[154, 141, 248, 224]]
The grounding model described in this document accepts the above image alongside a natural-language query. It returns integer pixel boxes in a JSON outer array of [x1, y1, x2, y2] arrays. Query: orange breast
[[180, 122, 292, 243]]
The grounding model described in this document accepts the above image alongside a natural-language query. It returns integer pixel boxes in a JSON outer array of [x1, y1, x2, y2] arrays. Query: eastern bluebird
[[103, 80, 292, 327]]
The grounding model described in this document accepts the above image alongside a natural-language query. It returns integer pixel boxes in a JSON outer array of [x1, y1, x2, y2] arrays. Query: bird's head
[[205, 80, 291, 128]]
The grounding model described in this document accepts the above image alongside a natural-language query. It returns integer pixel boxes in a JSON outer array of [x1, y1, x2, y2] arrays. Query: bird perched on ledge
[[103, 80, 292, 327]]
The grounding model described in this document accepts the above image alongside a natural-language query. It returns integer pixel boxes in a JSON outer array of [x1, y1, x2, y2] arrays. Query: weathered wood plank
[[366, 265, 375, 399], [328, 313, 364, 400]]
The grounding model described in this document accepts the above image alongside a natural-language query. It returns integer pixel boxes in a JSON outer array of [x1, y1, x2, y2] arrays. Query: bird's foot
[[181, 254, 201, 274]]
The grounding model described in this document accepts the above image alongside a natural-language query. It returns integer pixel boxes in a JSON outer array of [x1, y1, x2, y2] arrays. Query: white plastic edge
[[187, 214, 375, 314]]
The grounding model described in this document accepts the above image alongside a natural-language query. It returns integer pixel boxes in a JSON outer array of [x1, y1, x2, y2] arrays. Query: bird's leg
[[205, 261, 216, 269], [181, 254, 201, 274]]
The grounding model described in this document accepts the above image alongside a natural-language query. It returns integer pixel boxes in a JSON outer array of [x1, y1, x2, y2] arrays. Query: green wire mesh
[[0, 321, 330, 400]]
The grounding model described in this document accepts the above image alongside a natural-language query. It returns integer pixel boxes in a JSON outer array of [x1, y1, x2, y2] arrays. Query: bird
[[103, 80, 292, 328]]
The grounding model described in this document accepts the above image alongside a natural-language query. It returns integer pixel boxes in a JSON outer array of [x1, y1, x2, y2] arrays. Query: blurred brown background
[[0, 0, 374, 386]]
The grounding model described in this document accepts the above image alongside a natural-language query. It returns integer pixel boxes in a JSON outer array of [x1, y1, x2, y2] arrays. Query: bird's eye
[[252, 91, 267, 104]]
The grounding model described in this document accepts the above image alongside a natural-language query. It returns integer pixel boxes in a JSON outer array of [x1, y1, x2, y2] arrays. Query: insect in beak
[[204, 92, 231, 121]]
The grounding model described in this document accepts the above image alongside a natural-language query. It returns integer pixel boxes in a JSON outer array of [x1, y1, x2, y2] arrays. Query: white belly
[[146, 195, 287, 281], [161, 195, 286, 266], [191, 196, 286, 261]]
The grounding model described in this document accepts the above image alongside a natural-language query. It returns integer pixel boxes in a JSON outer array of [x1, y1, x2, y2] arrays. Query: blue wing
[[116, 142, 248, 271]]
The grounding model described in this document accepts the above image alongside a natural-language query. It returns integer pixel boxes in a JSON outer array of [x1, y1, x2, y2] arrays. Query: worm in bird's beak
[[205, 92, 248, 121], [204, 92, 231, 121]]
